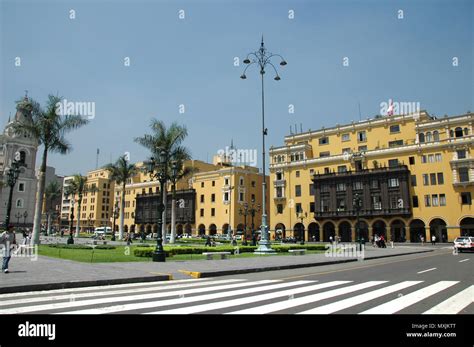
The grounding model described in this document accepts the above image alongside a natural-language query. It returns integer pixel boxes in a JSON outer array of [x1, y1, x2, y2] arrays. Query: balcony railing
[[314, 207, 411, 219]]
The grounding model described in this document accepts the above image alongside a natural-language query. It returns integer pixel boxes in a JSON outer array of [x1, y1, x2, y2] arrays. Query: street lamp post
[[249, 199, 261, 240], [146, 151, 168, 262], [4, 158, 22, 228], [111, 199, 119, 241], [296, 210, 307, 245], [239, 202, 249, 240], [15, 212, 21, 227], [67, 198, 75, 244], [241, 37, 287, 253], [353, 193, 362, 250]]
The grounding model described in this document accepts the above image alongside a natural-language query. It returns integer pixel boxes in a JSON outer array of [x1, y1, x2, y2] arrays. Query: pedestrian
[[231, 235, 237, 247], [1, 225, 17, 273], [421, 235, 425, 245], [329, 236, 333, 244], [205, 235, 211, 247], [380, 235, 386, 248], [431, 235, 436, 246], [252, 234, 257, 246]]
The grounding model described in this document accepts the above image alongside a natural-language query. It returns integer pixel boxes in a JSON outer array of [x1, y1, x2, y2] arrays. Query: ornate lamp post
[[296, 210, 307, 245], [4, 158, 22, 228], [249, 199, 261, 240], [146, 151, 168, 262], [239, 202, 249, 239], [23, 210, 28, 226], [67, 197, 75, 244], [353, 193, 362, 250], [241, 37, 287, 253], [15, 212, 22, 226], [111, 198, 119, 241]]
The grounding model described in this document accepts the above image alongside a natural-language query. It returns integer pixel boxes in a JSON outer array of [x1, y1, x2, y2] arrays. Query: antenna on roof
[[300, 123, 303, 133], [290, 125, 293, 134], [295, 123, 298, 133]]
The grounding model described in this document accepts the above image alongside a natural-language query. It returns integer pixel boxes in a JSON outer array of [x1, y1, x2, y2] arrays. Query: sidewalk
[[0, 244, 439, 293]]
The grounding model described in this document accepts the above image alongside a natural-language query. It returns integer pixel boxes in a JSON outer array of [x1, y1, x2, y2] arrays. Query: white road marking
[[228, 281, 387, 314], [360, 281, 459, 314], [459, 259, 469, 263], [0, 280, 277, 314], [65, 280, 313, 314], [417, 268, 437, 274], [423, 285, 474, 314], [152, 281, 352, 314], [299, 281, 422, 314], [0, 279, 244, 306]]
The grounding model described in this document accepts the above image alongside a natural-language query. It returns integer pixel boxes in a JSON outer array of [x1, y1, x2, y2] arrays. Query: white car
[[454, 236, 474, 252]]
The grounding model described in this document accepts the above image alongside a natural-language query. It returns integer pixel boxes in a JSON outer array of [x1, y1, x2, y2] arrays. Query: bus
[[94, 227, 112, 235]]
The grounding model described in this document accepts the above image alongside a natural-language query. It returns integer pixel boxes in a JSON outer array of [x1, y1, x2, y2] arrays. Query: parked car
[[454, 236, 474, 252], [94, 227, 112, 235]]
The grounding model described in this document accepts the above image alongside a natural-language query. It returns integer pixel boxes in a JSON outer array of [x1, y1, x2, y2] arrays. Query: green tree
[[12, 95, 88, 244], [104, 155, 137, 240], [44, 180, 62, 235], [64, 174, 96, 237]]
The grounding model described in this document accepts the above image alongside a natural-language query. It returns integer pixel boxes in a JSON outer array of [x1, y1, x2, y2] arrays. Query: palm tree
[[12, 95, 88, 244], [64, 174, 96, 237], [44, 180, 62, 235], [135, 120, 191, 244], [104, 155, 137, 240]]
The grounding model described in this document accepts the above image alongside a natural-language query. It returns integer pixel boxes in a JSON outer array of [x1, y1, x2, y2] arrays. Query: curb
[[0, 275, 171, 294], [185, 249, 434, 278]]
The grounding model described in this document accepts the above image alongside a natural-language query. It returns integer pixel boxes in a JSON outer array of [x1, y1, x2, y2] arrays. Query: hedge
[[46, 244, 116, 250]]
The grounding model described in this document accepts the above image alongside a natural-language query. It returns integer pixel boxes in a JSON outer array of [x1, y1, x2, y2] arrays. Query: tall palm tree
[[12, 95, 88, 244], [135, 120, 191, 243], [64, 174, 96, 237], [44, 180, 62, 235], [104, 155, 137, 240]]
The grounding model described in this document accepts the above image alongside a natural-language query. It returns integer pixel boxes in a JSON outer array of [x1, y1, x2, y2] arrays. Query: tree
[[12, 95, 88, 244], [44, 180, 62, 235], [135, 120, 190, 243], [104, 155, 137, 240], [64, 174, 96, 237]]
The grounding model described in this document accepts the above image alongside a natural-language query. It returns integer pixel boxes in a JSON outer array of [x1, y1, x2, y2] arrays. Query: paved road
[[1, 248, 471, 314]]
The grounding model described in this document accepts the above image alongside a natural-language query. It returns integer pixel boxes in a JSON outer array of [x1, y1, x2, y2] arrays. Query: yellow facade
[[269, 111, 474, 242]]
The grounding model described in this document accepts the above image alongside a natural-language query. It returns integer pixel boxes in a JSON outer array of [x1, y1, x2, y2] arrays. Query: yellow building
[[269, 111, 474, 242]]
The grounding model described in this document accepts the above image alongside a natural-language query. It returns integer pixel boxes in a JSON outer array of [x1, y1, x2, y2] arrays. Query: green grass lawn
[[38, 245, 325, 263]]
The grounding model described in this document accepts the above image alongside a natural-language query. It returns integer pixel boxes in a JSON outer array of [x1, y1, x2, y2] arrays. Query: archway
[[308, 222, 320, 242], [338, 221, 352, 242], [372, 220, 386, 239], [184, 223, 192, 235], [430, 218, 447, 243], [198, 224, 206, 236], [236, 223, 245, 235], [209, 224, 217, 235], [152, 224, 158, 234], [176, 224, 183, 235], [275, 223, 286, 240], [222, 223, 229, 235], [355, 220, 369, 241], [146, 225, 152, 235], [294, 223, 305, 242], [123, 225, 128, 233], [131, 225, 135, 233], [409, 219, 425, 243], [390, 219, 406, 242], [140, 224, 145, 233], [323, 222, 336, 242], [460, 217, 474, 237]]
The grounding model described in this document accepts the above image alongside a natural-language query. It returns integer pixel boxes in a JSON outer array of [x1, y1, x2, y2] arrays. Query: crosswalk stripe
[[66, 280, 313, 314], [298, 281, 422, 314], [423, 285, 474, 314], [151, 281, 352, 314], [0, 278, 216, 299], [228, 281, 387, 314], [0, 279, 244, 307], [360, 281, 459, 314], [0, 280, 277, 314]]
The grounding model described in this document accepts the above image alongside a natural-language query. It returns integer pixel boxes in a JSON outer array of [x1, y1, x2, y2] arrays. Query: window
[[433, 131, 440, 141], [211, 193, 215, 202], [239, 192, 244, 202], [251, 181, 256, 187], [16, 199, 23, 208], [464, 127, 469, 136], [409, 156, 415, 165], [201, 182, 204, 188], [390, 196, 399, 209], [319, 136, 329, 145], [388, 159, 399, 167], [353, 181, 363, 190], [19, 151, 26, 165], [358, 131, 367, 142], [211, 208, 215, 217], [200, 195, 204, 203], [410, 175, 417, 187], [459, 167, 469, 182], [296, 171, 300, 178], [251, 193, 255, 201], [276, 172, 283, 180], [321, 198, 330, 212], [18, 182, 25, 192], [295, 185, 301, 197], [324, 167, 330, 174], [424, 195, 431, 207], [309, 169, 314, 175], [428, 154, 434, 163], [435, 153, 442, 162], [419, 133, 425, 143], [371, 180, 379, 189], [457, 149, 466, 159], [275, 187, 283, 198], [432, 194, 439, 207], [390, 124, 400, 133], [336, 198, 346, 211], [461, 192, 471, 205], [212, 181, 215, 187], [342, 148, 351, 155], [389, 140, 403, 148], [224, 192, 230, 202], [423, 174, 429, 186], [239, 177, 244, 186], [337, 165, 347, 173], [200, 209, 204, 217], [321, 184, 330, 193], [426, 132, 432, 142], [430, 173, 437, 185], [421, 155, 427, 163], [342, 133, 350, 142], [224, 178, 229, 186], [295, 203, 302, 213], [336, 183, 346, 191], [372, 195, 382, 210], [412, 196, 419, 208], [455, 127, 463, 138], [437, 173, 444, 185], [319, 151, 330, 158], [439, 194, 446, 206], [309, 184, 315, 196], [358, 145, 367, 152], [277, 204, 283, 214], [309, 202, 315, 213], [388, 178, 399, 187]]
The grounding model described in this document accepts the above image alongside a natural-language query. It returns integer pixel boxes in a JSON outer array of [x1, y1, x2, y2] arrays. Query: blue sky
[[1, 0, 472, 176]]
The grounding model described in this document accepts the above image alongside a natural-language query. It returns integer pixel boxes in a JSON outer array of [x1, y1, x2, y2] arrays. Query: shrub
[[46, 244, 116, 250], [133, 245, 258, 257]]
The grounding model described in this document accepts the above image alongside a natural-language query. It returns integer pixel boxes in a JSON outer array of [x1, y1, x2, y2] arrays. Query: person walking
[[421, 235, 425, 245], [1, 225, 17, 273], [205, 235, 211, 247], [431, 235, 436, 246]]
